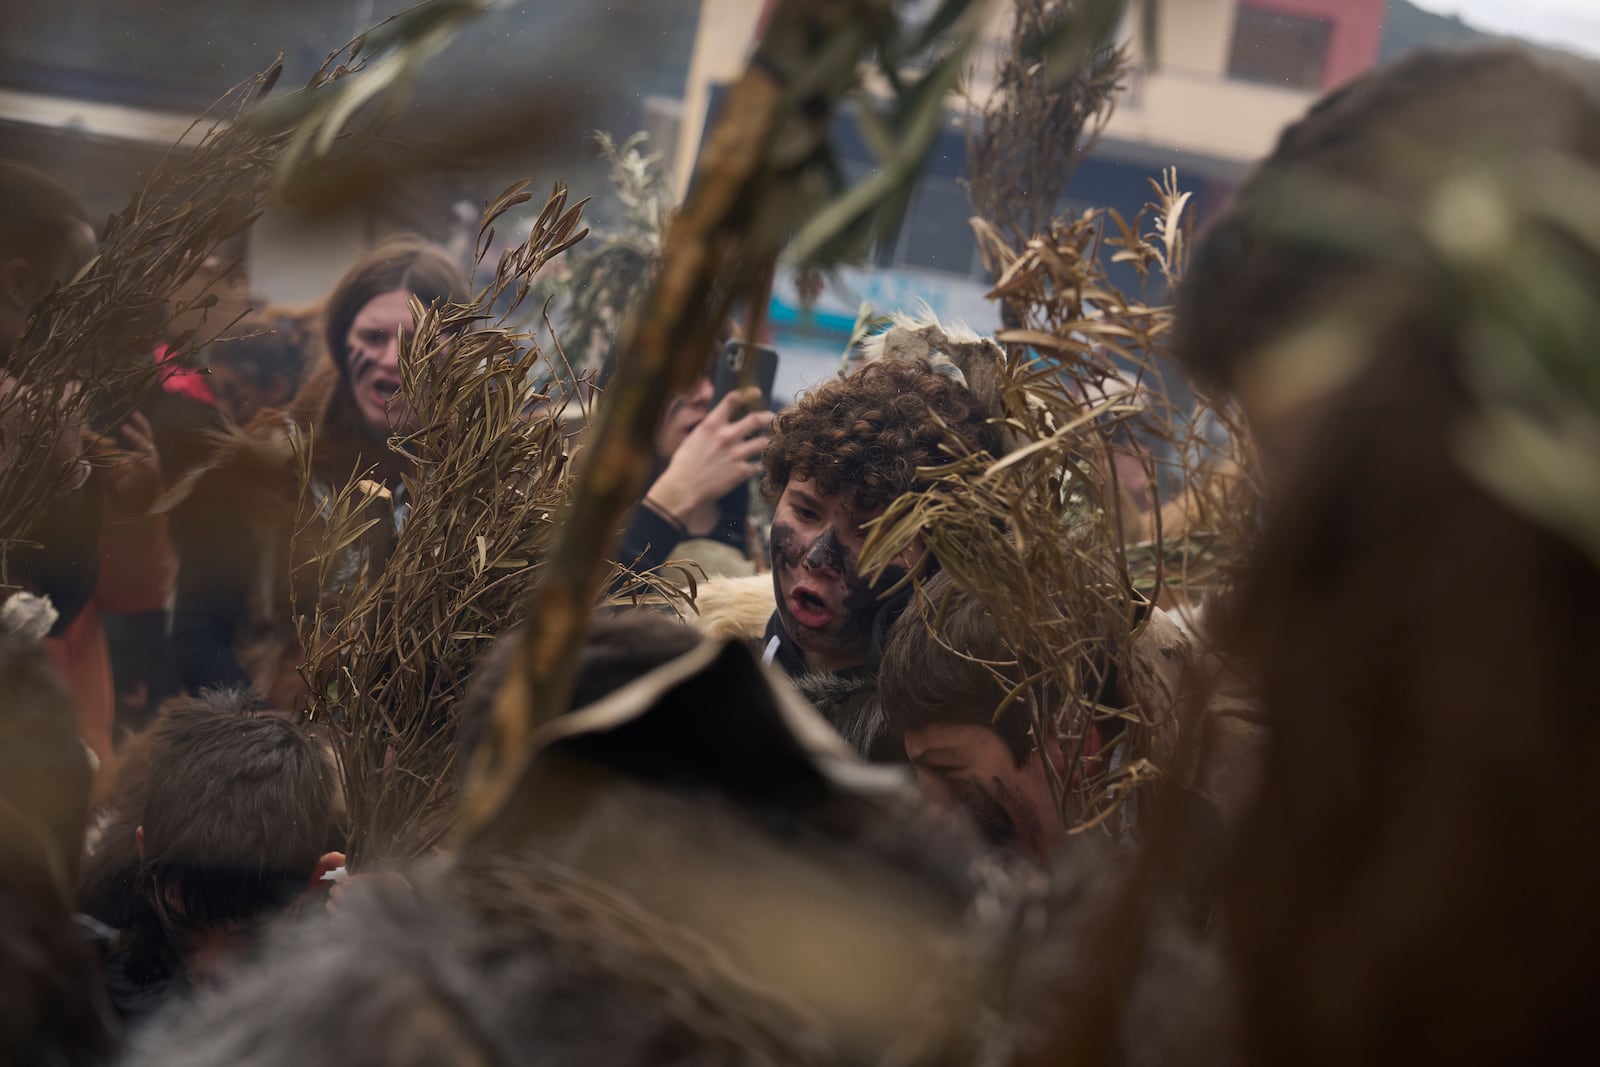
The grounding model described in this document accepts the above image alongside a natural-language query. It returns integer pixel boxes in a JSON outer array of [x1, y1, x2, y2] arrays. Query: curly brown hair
[[762, 358, 1003, 514]]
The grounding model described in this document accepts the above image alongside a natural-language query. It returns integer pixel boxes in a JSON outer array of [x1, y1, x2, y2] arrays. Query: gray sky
[[1411, 0, 1600, 58]]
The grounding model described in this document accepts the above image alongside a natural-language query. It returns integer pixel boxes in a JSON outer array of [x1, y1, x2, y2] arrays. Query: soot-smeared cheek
[[948, 776, 1017, 848], [770, 522, 802, 571], [839, 559, 906, 619]]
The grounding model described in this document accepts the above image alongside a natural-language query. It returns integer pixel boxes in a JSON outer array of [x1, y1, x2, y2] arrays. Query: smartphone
[[711, 341, 780, 411]]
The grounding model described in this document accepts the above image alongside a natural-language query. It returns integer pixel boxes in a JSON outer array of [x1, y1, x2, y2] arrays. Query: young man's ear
[[1053, 723, 1107, 790], [0, 257, 39, 313], [307, 851, 346, 893]]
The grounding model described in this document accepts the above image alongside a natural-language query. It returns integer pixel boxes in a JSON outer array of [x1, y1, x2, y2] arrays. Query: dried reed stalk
[[864, 175, 1256, 833], [0, 19, 422, 591], [965, 0, 1127, 259], [457, 0, 908, 847], [295, 183, 591, 866]]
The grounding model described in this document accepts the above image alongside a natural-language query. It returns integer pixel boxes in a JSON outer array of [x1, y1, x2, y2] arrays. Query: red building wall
[[1242, 0, 1387, 89]]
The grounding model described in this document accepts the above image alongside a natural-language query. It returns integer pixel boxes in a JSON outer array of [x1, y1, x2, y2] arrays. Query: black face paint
[[947, 775, 1017, 849], [840, 560, 907, 627], [772, 503, 912, 668], [770, 521, 803, 573], [803, 526, 847, 573], [771, 518, 874, 655]]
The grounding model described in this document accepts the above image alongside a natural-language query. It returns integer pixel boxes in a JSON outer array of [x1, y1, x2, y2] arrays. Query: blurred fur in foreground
[[126, 624, 1235, 1067], [0, 635, 116, 1064], [1176, 47, 1600, 1067]]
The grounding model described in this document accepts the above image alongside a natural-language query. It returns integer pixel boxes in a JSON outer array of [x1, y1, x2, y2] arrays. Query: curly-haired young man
[[758, 358, 1003, 758]]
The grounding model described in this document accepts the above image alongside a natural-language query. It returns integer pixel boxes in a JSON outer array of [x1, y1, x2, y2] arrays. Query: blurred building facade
[[674, 0, 1393, 397], [0, 0, 1577, 390], [0, 0, 703, 309]]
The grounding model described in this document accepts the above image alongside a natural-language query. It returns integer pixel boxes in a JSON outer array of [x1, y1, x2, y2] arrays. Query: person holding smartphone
[[614, 343, 776, 579]]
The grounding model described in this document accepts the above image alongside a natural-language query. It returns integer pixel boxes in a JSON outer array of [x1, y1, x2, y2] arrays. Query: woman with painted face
[[609, 351, 773, 581], [168, 237, 464, 705], [757, 358, 1005, 759]]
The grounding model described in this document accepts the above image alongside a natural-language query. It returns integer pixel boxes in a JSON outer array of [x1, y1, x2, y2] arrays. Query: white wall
[[247, 202, 369, 308]]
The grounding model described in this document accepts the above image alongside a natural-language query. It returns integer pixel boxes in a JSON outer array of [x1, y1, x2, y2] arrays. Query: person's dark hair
[[879, 572, 1127, 766], [207, 308, 315, 396], [136, 690, 336, 930], [0, 636, 112, 1065], [321, 235, 464, 380], [0, 161, 90, 274], [0, 831, 117, 1067], [1221, 300, 1600, 1067], [879, 572, 1038, 764], [1180, 47, 1600, 1067], [455, 612, 704, 774], [0, 635, 90, 884], [1175, 47, 1600, 391], [762, 358, 1004, 515]]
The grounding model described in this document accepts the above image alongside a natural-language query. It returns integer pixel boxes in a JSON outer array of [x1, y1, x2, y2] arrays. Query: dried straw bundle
[[0, 69, 280, 586], [862, 176, 1254, 830], [984, 171, 1258, 605], [0, 23, 420, 590], [556, 131, 676, 373], [295, 184, 591, 866]]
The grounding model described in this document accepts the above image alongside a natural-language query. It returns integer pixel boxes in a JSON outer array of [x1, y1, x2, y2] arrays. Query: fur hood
[[686, 573, 776, 643]]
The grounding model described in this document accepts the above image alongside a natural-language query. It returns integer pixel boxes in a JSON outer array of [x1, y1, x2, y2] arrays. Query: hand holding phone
[[649, 349, 778, 522], [711, 341, 780, 412]]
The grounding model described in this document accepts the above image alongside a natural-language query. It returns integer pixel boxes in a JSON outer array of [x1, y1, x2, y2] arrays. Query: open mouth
[[367, 376, 401, 403], [788, 587, 834, 629]]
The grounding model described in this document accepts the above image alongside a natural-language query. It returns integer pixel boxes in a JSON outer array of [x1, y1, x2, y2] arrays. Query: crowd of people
[[0, 43, 1597, 1066]]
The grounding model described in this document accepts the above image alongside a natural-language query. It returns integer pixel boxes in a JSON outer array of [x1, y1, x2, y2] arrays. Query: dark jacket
[[762, 585, 912, 763], [167, 360, 406, 704], [616, 476, 751, 577], [13, 478, 103, 637]]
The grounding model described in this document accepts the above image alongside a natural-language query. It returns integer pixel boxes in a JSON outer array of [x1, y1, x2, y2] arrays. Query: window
[[1227, 5, 1333, 91], [897, 178, 978, 276]]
